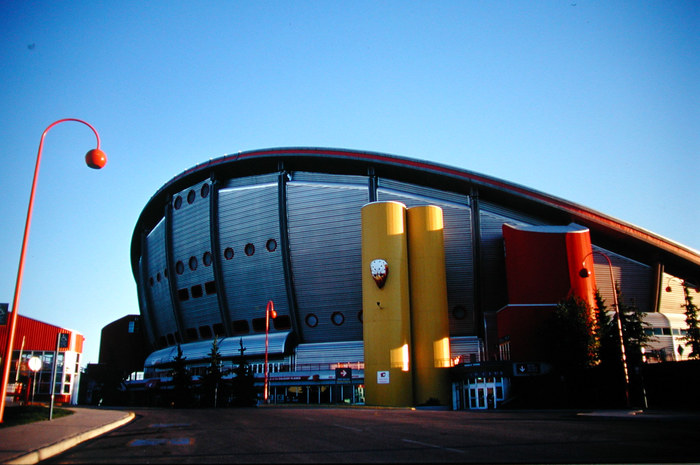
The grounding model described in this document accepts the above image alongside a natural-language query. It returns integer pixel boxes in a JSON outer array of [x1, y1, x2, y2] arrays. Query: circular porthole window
[[173, 196, 183, 210], [189, 256, 198, 271], [266, 238, 277, 252], [244, 243, 255, 256], [331, 312, 345, 326], [156, 272, 161, 282], [224, 247, 234, 260], [203, 251, 213, 266], [201, 183, 210, 198], [176, 261, 185, 275], [305, 313, 319, 328], [149, 277, 154, 287], [164, 268, 168, 278], [452, 305, 467, 320], [187, 190, 196, 204]]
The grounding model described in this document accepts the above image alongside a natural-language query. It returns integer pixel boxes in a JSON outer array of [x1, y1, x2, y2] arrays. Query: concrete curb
[[3, 412, 135, 465]]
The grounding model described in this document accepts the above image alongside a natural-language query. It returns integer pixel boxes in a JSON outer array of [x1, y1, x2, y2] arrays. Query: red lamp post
[[0, 119, 106, 423], [579, 250, 631, 408], [264, 300, 277, 404]]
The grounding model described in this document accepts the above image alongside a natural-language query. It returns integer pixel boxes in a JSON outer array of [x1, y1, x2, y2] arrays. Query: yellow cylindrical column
[[407, 205, 452, 406], [361, 201, 413, 407]]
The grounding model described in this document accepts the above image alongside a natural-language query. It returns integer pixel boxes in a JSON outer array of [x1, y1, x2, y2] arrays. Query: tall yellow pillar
[[361, 201, 413, 407], [407, 205, 452, 406]]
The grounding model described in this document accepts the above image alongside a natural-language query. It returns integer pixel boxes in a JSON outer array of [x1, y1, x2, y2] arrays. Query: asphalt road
[[43, 407, 700, 463]]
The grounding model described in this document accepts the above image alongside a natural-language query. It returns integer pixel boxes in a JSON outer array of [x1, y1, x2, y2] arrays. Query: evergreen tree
[[172, 344, 193, 408], [546, 294, 598, 372], [682, 283, 700, 359], [231, 338, 257, 406], [594, 286, 651, 367], [594, 290, 617, 368], [616, 284, 651, 367], [201, 336, 223, 407]]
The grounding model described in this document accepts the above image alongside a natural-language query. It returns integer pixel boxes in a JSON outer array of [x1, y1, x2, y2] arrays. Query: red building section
[[1, 313, 84, 404], [497, 224, 596, 361]]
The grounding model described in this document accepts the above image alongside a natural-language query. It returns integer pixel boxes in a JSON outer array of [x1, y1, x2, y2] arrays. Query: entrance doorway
[[464, 376, 507, 409]]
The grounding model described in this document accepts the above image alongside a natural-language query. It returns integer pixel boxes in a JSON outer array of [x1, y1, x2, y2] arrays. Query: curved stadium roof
[[131, 147, 700, 283]]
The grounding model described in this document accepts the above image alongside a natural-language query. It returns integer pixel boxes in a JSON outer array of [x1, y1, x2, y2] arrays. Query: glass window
[[245, 243, 255, 256], [224, 247, 234, 260]]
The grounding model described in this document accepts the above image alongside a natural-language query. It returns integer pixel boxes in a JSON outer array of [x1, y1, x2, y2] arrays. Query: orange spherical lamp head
[[85, 148, 107, 169]]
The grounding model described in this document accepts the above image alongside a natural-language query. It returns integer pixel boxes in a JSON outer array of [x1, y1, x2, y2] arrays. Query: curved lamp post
[[264, 300, 277, 404], [0, 119, 106, 423], [579, 250, 631, 408]]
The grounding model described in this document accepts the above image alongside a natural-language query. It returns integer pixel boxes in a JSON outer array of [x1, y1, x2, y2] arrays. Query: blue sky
[[1, 1, 698, 367]]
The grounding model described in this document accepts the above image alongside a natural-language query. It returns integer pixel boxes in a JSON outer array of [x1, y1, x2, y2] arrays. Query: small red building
[[0, 312, 84, 405]]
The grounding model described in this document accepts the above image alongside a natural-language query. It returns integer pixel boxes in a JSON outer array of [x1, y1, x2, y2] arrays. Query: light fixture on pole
[[264, 300, 277, 404], [663, 275, 699, 293], [0, 118, 107, 423], [579, 250, 631, 408]]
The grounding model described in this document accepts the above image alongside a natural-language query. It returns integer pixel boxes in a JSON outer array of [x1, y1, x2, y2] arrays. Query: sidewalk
[[0, 407, 134, 464]]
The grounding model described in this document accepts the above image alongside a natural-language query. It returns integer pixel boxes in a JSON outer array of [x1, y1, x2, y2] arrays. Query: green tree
[[595, 286, 651, 368], [172, 344, 193, 408], [201, 337, 223, 407], [682, 283, 700, 359], [546, 294, 599, 372], [616, 284, 651, 367], [231, 338, 257, 406], [594, 290, 617, 368]]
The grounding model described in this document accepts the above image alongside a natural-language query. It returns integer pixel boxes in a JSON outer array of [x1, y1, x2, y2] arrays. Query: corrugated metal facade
[[286, 173, 367, 343], [590, 245, 654, 313], [171, 180, 219, 336], [218, 178, 289, 333], [0, 315, 82, 352], [143, 218, 178, 345], [658, 272, 694, 314]]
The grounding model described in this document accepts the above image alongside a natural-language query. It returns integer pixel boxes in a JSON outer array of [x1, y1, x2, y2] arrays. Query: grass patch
[[1, 405, 74, 428]]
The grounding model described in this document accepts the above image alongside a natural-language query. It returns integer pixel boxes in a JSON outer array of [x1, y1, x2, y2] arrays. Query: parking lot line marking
[[332, 423, 364, 432], [128, 438, 193, 447], [402, 438, 465, 454]]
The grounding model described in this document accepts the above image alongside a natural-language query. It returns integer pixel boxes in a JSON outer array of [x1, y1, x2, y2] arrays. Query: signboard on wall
[[0, 303, 8, 325], [377, 370, 390, 384], [335, 368, 352, 383]]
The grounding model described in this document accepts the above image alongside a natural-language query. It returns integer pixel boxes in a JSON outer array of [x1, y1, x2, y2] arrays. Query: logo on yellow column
[[370, 259, 389, 288]]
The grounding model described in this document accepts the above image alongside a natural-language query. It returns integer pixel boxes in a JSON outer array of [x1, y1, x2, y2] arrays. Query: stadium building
[[130, 147, 700, 409]]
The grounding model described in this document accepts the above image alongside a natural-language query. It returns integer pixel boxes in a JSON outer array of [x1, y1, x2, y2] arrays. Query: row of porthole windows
[[302, 305, 468, 329], [173, 184, 210, 210], [156, 303, 470, 347], [304, 311, 354, 328], [147, 239, 279, 287], [223, 239, 278, 260]]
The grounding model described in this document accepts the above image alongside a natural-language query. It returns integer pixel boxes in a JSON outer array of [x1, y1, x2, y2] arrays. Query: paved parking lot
[[36, 406, 700, 464]]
